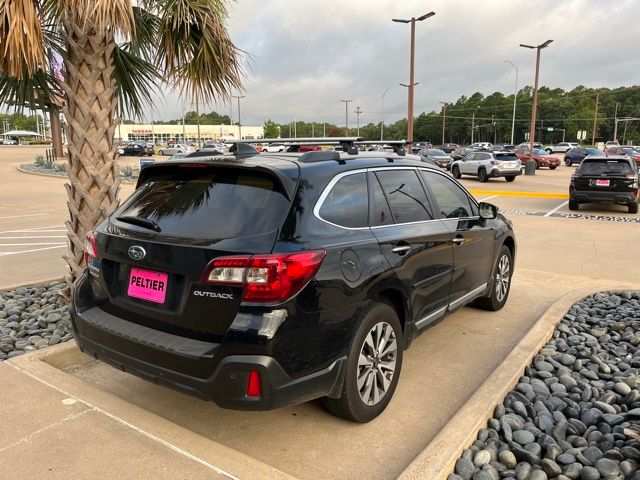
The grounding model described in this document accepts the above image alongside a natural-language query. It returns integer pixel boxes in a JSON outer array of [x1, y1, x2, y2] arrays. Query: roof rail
[[355, 141, 408, 155]]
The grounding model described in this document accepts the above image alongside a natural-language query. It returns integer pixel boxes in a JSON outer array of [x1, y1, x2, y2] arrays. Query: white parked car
[[158, 144, 195, 155], [469, 142, 493, 150], [451, 151, 521, 183], [263, 142, 287, 153], [1, 139, 18, 145], [544, 142, 578, 153]]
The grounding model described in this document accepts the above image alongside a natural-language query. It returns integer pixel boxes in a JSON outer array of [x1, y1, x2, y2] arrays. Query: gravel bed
[[20, 163, 67, 177], [451, 291, 640, 480], [0, 281, 73, 360]]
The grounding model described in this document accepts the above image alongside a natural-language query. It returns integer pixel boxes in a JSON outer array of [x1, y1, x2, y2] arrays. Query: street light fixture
[[393, 11, 435, 143], [520, 39, 553, 175], [232, 94, 246, 139], [381, 87, 390, 141], [505, 60, 519, 146], [439, 101, 447, 145], [340, 99, 353, 136]]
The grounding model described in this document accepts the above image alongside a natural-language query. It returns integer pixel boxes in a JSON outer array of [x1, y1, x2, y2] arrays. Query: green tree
[[263, 119, 280, 138], [0, 0, 242, 283]]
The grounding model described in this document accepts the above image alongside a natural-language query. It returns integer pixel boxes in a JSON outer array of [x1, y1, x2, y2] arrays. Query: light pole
[[505, 60, 519, 145], [520, 39, 553, 175], [393, 11, 435, 143], [381, 87, 390, 141], [471, 106, 479, 144], [439, 101, 447, 145], [232, 94, 245, 139], [340, 99, 352, 136], [354, 106, 363, 137]]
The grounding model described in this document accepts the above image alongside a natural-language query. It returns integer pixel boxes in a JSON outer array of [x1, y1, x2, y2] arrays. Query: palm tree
[[0, 0, 242, 283]]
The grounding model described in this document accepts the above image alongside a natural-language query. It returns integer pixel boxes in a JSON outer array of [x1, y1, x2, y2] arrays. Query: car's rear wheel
[[159, 150, 164, 155], [565, 160, 572, 166], [505, 175, 515, 182], [323, 303, 403, 423], [475, 245, 513, 311], [545, 148, 553, 154], [568, 200, 579, 211], [451, 165, 461, 179], [549, 166, 557, 170], [478, 168, 489, 183], [629, 202, 639, 214]]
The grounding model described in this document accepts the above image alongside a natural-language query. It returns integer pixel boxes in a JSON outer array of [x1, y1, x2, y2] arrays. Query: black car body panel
[[71, 149, 516, 412], [569, 156, 639, 206], [564, 147, 605, 166]]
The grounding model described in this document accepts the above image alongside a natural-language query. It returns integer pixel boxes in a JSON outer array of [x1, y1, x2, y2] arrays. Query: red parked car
[[605, 146, 640, 167], [298, 145, 322, 152], [515, 148, 560, 169]]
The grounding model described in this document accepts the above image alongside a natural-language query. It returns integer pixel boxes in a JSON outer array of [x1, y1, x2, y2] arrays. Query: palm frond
[[156, 0, 243, 103], [0, 66, 61, 111], [86, 0, 135, 37], [0, 0, 46, 78], [129, 6, 160, 60], [112, 44, 158, 119]]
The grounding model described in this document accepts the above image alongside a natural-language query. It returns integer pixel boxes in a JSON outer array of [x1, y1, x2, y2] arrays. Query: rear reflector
[[202, 250, 326, 304], [84, 230, 98, 266], [247, 370, 262, 398]]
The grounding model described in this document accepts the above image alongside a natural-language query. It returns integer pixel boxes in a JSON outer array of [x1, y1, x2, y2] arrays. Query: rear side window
[[421, 171, 474, 218], [579, 160, 633, 175], [318, 173, 368, 228], [370, 175, 393, 226], [116, 168, 291, 239], [376, 170, 433, 223]]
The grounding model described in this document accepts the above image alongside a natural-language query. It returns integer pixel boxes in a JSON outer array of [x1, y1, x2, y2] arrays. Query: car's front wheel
[[475, 245, 513, 311], [478, 168, 489, 183], [565, 160, 572, 167], [505, 175, 516, 182], [568, 200, 579, 211], [451, 165, 461, 179], [159, 150, 164, 155], [549, 166, 557, 170], [629, 202, 639, 214], [545, 148, 553, 154], [323, 303, 403, 423]]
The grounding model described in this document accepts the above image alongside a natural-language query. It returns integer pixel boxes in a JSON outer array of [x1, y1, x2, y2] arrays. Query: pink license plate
[[596, 179, 610, 187], [128, 268, 168, 304]]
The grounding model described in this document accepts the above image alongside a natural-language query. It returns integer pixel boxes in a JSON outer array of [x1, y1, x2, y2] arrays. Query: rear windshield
[[115, 168, 291, 239], [586, 148, 604, 155], [579, 160, 633, 175], [494, 154, 519, 161], [428, 149, 447, 156]]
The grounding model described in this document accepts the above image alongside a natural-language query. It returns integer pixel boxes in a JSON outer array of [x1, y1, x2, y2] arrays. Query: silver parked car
[[451, 151, 521, 183], [544, 142, 578, 154], [158, 144, 195, 155]]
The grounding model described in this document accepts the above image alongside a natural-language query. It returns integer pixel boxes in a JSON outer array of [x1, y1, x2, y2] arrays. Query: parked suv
[[544, 142, 578, 154], [569, 156, 639, 213], [71, 143, 516, 423], [451, 151, 522, 182]]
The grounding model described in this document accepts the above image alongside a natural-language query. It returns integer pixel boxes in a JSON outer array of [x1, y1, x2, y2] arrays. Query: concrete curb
[[0, 276, 65, 292], [16, 164, 137, 184], [397, 286, 635, 480]]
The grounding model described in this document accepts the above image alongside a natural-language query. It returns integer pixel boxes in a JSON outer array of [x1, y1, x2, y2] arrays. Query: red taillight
[[83, 230, 98, 266], [202, 250, 326, 303], [246, 370, 262, 398]]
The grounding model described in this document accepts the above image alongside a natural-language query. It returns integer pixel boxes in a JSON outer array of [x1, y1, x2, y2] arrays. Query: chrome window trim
[[313, 169, 370, 231]]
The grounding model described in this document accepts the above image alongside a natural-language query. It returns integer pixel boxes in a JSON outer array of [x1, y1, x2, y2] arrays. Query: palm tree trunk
[[60, 10, 120, 284]]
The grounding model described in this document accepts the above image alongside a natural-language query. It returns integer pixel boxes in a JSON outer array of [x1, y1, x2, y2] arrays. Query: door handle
[[391, 245, 411, 255], [452, 237, 465, 246]]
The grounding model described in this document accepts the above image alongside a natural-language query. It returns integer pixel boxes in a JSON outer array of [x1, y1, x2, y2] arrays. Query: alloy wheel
[[495, 255, 511, 302], [357, 322, 397, 406]]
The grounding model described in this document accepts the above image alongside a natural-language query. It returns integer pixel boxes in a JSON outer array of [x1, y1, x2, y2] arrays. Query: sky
[[150, 0, 640, 126]]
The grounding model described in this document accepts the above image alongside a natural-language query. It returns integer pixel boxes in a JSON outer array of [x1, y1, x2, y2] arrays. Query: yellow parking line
[[468, 190, 569, 199]]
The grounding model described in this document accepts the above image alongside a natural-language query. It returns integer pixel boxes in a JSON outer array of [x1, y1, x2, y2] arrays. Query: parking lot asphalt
[[2, 147, 640, 479]]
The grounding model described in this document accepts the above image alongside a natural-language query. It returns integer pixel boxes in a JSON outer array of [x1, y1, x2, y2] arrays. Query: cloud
[[152, 0, 640, 126]]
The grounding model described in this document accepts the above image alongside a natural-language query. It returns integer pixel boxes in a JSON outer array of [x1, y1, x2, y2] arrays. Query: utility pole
[[294, 118, 297, 138], [340, 99, 352, 136], [505, 60, 519, 145], [381, 87, 390, 141], [393, 11, 435, 143], [471, 107, 479, 144], [591, 90, 600, 145], [492, 114, 497, 144], [613, 101, 619, 142], [232, 94, 245, 139], [323, 123, 326, 137], [311, 122, 314, 138], [520, 39, 553, 175], [439, 101, 447, 145], [354, 106, 363, 137]]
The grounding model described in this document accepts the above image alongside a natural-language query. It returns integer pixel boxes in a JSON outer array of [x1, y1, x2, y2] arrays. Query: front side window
[[375, 170, 433, 223], [421, 171, 474, 219], [318, 173, 369, 228]]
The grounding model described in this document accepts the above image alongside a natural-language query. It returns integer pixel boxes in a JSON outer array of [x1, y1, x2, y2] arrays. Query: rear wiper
[[116, 216, 161, 232]]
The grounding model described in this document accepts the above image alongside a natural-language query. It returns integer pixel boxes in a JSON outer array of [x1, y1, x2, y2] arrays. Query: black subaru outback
[[71, 138, 516, 423]]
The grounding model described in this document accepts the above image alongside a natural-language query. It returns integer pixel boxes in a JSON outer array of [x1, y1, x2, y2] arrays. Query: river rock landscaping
[[452, 291, 640, 480], [0, 282, 72, 360]]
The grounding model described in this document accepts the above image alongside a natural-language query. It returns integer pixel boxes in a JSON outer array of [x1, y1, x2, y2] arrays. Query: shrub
[[120, 165, 134, 178], [34, 155, 45, 167]]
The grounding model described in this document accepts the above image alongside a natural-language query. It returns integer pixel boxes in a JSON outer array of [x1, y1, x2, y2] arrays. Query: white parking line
[[0, 236, 67, 239], [478, 195, 498, 202], [0, 243, 67, 246], [544, 201, 569, 217], [0, 245, 66, 256], [0, 225, 65, 234], [0, 213, 49, 220]]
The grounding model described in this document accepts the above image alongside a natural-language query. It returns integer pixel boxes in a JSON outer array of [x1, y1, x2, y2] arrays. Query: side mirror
[[479, 202, 498, 220]]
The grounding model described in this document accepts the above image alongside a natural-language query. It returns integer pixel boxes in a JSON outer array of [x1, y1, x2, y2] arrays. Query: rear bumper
[[490, 168, 521, 177], [570, 190, 638, 204], [70, 274, 346, 410]]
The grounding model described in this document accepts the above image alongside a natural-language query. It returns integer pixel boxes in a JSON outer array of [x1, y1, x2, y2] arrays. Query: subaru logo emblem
[[128, 246, 146, 261]]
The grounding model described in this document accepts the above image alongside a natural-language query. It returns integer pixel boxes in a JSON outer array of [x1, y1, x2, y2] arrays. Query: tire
[[545, 148, 553, 154], [478, 168, 489, 183], [565, 160, 572, 167], [568, 200, 579, 211], [159, 150, 164, 155], [475, 245, 513, 311], [535, 162, 540, 169], [323, 303, 403, 423], [549, 166, 557, 170], [505, 175, 516, 182], [451, 165, 461, 179], [630, 202, 639, 214]]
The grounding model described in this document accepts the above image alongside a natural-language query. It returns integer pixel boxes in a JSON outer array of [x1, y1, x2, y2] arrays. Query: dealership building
[[116, 123, 264, 143]]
